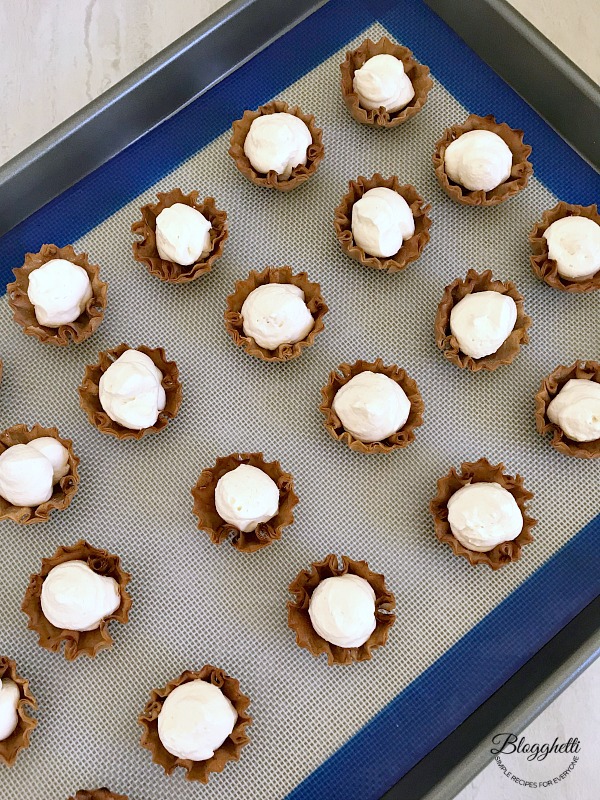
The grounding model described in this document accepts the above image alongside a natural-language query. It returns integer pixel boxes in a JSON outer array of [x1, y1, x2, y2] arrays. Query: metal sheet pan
[[0, 1, 598, 797]]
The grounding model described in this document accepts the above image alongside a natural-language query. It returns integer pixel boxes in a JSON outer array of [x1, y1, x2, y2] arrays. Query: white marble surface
[[456, 657, 600, 800], [1, 2, 598, 799], [508, 0, 600, 85], [0, 0, 228, 165]]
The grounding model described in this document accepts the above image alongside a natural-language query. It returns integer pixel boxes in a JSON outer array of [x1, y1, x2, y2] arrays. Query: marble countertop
[[2, 2, 598, 799]]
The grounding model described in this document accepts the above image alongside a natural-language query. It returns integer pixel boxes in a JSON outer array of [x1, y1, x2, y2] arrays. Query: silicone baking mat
[[0, 1, 598, 798]]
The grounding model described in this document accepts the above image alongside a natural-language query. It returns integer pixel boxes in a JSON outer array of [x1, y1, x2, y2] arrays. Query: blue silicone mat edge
[[0, 0, 598, 798]]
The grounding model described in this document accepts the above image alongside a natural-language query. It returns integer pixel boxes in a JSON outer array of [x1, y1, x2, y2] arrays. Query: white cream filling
[[27, 259, 93, 327], [27, 437, 70, 484], [353, 53, 415, 113], [447, 482, 523, 552], [352, 187, 415, 258], [309, 574, 376, 648], [547, 378, 600, 442], [214, 464, 280, 532], [450, 290, 517, 359], [158, 679, 237, 762], [243, 112, 312, 178], [241, 283, 314, 349], [99, 349, 166, 430], [155, 203, 212, 266], [544, 216, 600, 280], [40, 560, 120, 631], [332, 371, 410, 443], [0, 438, 69, 507], [444, 130, 513, 192], [0, 679, 20, 741]]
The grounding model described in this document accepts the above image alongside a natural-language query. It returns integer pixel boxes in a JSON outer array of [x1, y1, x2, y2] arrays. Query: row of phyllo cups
[[6, 190, 598, 358], [0, 464, 534, 784], [6, 179, 598, 331], [0, 650, 249, 788], [0, 344, 598, 530], [4, 39, 599, 320], [0, 332, 598, 519], [0, 418, 554, 571], [1, 266, 599, 462], [6, 175, 598, 354]]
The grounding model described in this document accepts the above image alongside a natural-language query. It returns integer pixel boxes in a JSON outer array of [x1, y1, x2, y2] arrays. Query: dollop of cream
[[0, 679, 20, 742], [547, 378, 600, 442], [309, 574, 376, 648], [241, 284, 314, 349], [27, 259, 93, 327], [352, 187, 415, 258], [353, 53, 415, 113], [214, 464, 279, 533], [332, 371, 410, 443], [544, 216, 600, 280], [27, 437, 70, 484], [450, 290, 517, 359], [444, 130, 513, 192], [158, 679, 237, 762], [0, 437, 69, 507], [244, 112, 312, 178], [155, 203, 212, 266], [99, 349, 166, 430], [448, 482, 523, 552], [40, 560, 120, 631]]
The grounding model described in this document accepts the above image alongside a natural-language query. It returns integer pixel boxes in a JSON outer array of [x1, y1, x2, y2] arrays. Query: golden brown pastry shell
[[139, 665, 252, 783], [534, 360, 600, 458], [0, 656, 37, 767], [319, 358, 424, 453], [224, 265, 328, 362], [78, 343, 182, 440], [333, 174, 431, 272], [69, 790, 128, 800], [229, 100, 324, 191], [288, 554, 396, 665], [7, 244, 107, 345], [131, 188, 228, 283], [529, 202, 600, 292], [191, 452, 298, 553], [435, 268, 531, 371], [21, 539, 132, 661], [0, 423, 79, 524], [432, 114, 532, 206], [340, 36, 433, 127], [430, 458, 536, 570]]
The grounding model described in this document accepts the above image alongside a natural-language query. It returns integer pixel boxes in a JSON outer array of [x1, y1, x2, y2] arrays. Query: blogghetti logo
[[491, 733, 581, 789]]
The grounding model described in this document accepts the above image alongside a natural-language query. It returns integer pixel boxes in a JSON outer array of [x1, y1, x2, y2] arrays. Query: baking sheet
[[0, 2, 598, 799]]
